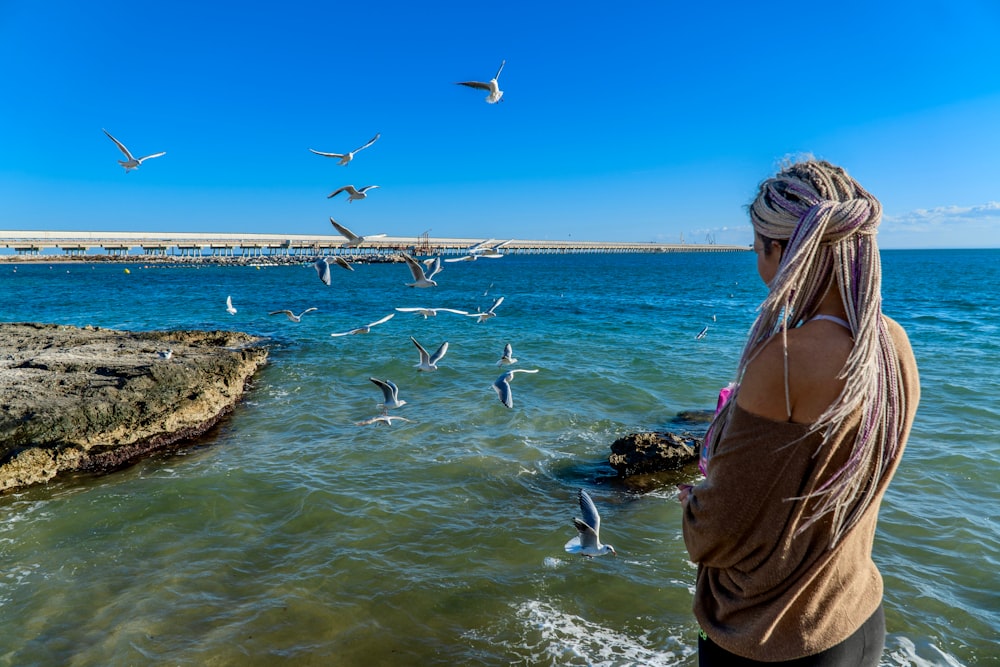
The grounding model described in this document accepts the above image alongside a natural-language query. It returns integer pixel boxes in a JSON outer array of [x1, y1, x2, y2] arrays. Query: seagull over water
[[328, 184, 380, 203], [565, 489, 617, 557], [355, 414, 413, 427], [401, 253, 438, 288], [269, 307, 318, 322], [469, 296, 504, 322], [330, 218, 387, 248], [411, 336, 449, 371], [309, 132, 380, 165], [492, 368, 538, 408], [330, 313, 395, 337], [496, 343, 517, 367], [695, 326, 709, 340], [102, 129, 166, 172], [225, 295, 237, 315], [395, 307, 469, 319], [315, 256, 353, 286], [369, 377, 407, 412], [457, 59, 506, 104]]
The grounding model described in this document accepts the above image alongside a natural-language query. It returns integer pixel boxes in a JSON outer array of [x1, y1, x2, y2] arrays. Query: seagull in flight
[[269, 307, 318, 322], [496, 343, 517, 367], [369, 377, 407, 412], [492, 368, 538, 408], [695, 326, 709, 340], [225, 295, 237, 315], [565, 489, 617, 557], [315, 256, 353, 286], [330, 313, 395, 337], [401, 253, 438, 288], [457, 59, 506, 104], [394, 306, 469, 319], [330, 218, 387, 248], [469, 296, 504, 322], [309, 132, 380, 165], [328, 184, 380, 203], [102, 129, 166, 172], [355, 414, 413, 427], [411, 336, 448, 371], [422, 255, 443, 281]]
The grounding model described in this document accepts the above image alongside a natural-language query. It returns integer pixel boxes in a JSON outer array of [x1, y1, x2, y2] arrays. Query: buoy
[[124, 268, 131, 274]]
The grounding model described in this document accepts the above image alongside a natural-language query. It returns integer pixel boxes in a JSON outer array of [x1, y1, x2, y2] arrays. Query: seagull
[[315, 256, 353, 286], [469, 296, 504, 322], [156, 349, 173, 360], [492, 368, 538, 408], [225, 295, 237, 315], [330, 218, 387, 248], [401, 253, 437, 288], [444, 254, 478, 263], [457, 59, 506, 104], [309, 132, 380, 165], [423, 255, 443, 280], [102, 129, 166, 172], [369, 377, 407, 412], [565, 489, 617, 557], [469, 239, 511, 256], [328, 184, 380, 203], [695, 326, 709, 340], [394, 307, 469, 319], [411, 336, 448, 371], [496, 343, 517, 367], [355, 414, 413, 427], [330, 313, 395, 337], [269, 307, 318, 323]]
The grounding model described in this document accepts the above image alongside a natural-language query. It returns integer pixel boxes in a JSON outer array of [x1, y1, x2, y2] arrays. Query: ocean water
[[0, 249, 996, 666]]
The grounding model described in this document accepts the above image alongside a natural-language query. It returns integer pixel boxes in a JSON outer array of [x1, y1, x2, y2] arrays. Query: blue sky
[[2, 0, 999, 249]]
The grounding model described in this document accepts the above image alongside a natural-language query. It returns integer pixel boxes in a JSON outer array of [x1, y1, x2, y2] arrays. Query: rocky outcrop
[[0, 323, 268, 492], [608, 431, 701, 477]]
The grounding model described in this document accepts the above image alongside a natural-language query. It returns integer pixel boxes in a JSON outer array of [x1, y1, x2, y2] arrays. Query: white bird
[[269, 307, 318, 323], [496, 343, 517, 367], [492, 368, 538, 408], [355, 414, 413, 427], [330, 218, 387, 248], [457, 59, 506, 104], [328, 184, 380, 202], [394, 307, 469, 319], [565, 489, 617, 557], [401, 253, 437, 288], [102, 129, 166, 172], [330, 313, 395, 337], [156, 349, 173, 360], [423, 255, 443, 280], [411, 336, 448, 371], [469, 239, 511, 256], [444, 254, 478, 263], [695, 326, 709, 340], [314, 256, 353, 286], [225, 295, 237, 315], [309, 132, 380, 165], [369, 377, 407, 412], [469, 296, 504, 323]]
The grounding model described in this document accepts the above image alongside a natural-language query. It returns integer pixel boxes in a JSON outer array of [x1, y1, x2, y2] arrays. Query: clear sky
[[2, 1, 999, 249]]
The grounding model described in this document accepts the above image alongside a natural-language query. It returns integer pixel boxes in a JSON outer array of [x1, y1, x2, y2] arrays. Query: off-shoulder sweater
[[682, 317, 920, 661]]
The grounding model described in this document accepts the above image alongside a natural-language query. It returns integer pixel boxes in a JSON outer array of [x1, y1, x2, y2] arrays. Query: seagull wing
[[315, 257, 332, 285], [136, 151, 166, 163], [457, 81, 491, 91], [332, 256, 354, 271], [410, 336, 430, 364], [402, 254, 428, 281], [330, 218, 361, 242], [494, 59, 506, 81], [309, 149, 348, 159], [578, 489, 602, 538], [297, 307, 318, 318], [354, 133, 380, 153], [429, 341, 449, 365], [369, 377, 398, 403], [493, 372, 514, 408], [328, 185, 357, 199], [367, 313, 395, 328], [571, 517, 601, 552], [488, 296, 505, 314], [434, 308, 469, 316], [359, 185, 380, 194], [102, 129, 134, 160], [268, 310, 293, 317]]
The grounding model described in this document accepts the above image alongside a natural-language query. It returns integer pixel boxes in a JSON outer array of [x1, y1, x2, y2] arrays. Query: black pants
[[698, 604, 885, 666]]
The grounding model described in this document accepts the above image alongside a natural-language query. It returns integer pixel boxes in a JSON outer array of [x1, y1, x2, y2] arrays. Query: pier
[[0, 230, 748, 258]]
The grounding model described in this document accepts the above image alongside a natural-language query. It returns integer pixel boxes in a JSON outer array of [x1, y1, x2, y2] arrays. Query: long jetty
[[0, 230, 748, 257]]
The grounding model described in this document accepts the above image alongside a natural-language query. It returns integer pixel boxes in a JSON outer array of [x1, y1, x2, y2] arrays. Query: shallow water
[[1, 250, 996, 666]]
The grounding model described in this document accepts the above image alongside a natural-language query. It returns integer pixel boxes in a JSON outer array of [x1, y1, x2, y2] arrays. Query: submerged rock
[[608, 431, 701, 478], [0, 323, 268, 492]]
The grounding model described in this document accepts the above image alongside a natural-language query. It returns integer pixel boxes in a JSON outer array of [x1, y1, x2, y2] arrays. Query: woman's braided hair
[[714, 158, 907, 546]]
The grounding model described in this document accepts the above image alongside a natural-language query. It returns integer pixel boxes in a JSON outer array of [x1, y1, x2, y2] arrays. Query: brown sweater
[[682, 318, 920, 661]]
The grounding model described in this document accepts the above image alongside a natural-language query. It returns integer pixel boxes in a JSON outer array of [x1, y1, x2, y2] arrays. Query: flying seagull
[[565, 489, 617, 557], [314, 256, 353, 286], [330, 312, 395, 337], [225, 295, 237, 315], [102, 129, 166, 172], [309, 132, 380, 165], [457, 59, 506, 104], [469, 296, 504, 323], [394, 306, 469, 319], [695, 326, 709, 340], [401, 253, 437, 288], [496, 343, 517, 367], [411, 336, 448, 371], [492, 368, 539, 409], [355, 414, 413, 427], [369, 377, 407, 412], [330, 218, 387, 247], [269, 307, 318, 323], [328, 184, 380, 203]]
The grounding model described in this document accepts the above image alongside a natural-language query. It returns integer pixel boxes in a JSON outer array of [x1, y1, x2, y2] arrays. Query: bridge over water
[[0, 230, 748, 257]]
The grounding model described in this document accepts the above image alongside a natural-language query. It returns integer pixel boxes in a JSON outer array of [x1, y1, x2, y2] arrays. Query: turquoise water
[[0, 250, 996, 666]]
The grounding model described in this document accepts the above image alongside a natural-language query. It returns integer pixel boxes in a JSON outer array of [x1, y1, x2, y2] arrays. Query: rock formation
[[608, 430, 701, 477], [0, 323, 268, 492]]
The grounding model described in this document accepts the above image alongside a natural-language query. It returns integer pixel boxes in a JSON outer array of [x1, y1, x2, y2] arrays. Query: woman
[[679, 159, 920, 665]]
